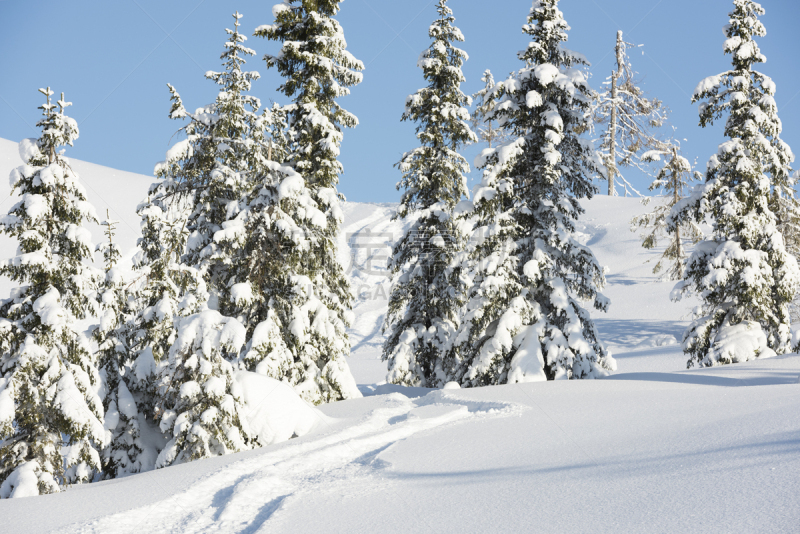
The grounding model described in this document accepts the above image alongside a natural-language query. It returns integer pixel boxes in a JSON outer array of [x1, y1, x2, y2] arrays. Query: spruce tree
[[181, 13, 264, 302], [126, 94, 210, 456], [452, 0, 615, 385], [94, 213, 145, 478], [129, 193, 207, 420], [0, 89, 106, 497], [133, 128, 246, 468], [632, 144, 703, 281], [255, 0, 363, 402], [212, 102, 296, 380], [670, 0, 800, 367], [129, 15, 262, 464], [155, 310, 249, 467], [383, 0, 477, 388]]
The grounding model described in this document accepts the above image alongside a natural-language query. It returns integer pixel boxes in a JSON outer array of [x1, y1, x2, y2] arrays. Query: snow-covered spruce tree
[[771, 167, 800, 322], [451, 0, 615, 385], [631, 144, 703, 281], [471, 69, 510, 148], [184, 20, 296, 385], [123, 85, 212, 458], [130, 196, 218, 471], [594, 31, 668, 196], [255, 0, 363, 402], [145, 14, 284, 353], [128, 16, 266, 465], [774, 171, 800, 277], [155, 310, 249, 467], [179, 13, 267, 307], [210, 102, 351, 402], [133, 139, 248, 469], [383, 0, 477, 388], [212, 102, 294, 374], [670, 0, 800, 367], [129, 193, 207, 426], [93, 213, 145, 478], [0, 89, 106, 497]]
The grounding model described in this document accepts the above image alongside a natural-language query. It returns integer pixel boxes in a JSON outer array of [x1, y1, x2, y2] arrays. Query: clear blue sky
[[1, 0, 799, 203]]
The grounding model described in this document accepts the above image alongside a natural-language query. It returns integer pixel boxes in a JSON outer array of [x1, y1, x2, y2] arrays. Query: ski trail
[[62, 392, 525, 534]]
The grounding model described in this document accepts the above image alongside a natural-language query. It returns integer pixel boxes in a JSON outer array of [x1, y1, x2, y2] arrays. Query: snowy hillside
[[0, 138, 798, 532]]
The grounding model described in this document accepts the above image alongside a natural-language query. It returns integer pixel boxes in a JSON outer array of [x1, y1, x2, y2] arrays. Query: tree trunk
[[608, 31, 624, 196], [672, 148, 683, 278]]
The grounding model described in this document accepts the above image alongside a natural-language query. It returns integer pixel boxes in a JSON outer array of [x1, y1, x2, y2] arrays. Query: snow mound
[[708, 322, 776, 364], [234, 371, 327, 446]]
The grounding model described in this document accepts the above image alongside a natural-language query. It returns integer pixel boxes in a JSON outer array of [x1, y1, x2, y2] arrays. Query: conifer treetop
[[687, 0, 793, 213], [256, 1, 363, 123], [397, 0, 476, 216], [256, 0, 363, 190], [33, 88, 79, 164], [207, 12, 260, 97], [522, 0, 586, 67]]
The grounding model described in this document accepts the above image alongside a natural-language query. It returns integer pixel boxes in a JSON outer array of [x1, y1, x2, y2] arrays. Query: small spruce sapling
[[94, 211, 145, 478], [471, 70, 510, 149], [631, 144, 704, 281]]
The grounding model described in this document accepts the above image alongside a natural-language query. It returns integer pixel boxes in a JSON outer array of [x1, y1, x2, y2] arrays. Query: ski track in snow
[[63, 393, 524, 534]]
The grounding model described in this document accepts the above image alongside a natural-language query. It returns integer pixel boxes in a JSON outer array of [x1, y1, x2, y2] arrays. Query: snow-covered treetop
[[641, 147, 691, 175], [694, 0, 769, 107], [256, 0, 363, 191], [722, 0, 766, 70], [2, 88, 99, 321], [30, 87, 79, 165], [691, 0, 793, 185], [522, 0, 585, 68], [205, 12, 260, 99], [476, 0, 597, 206], [396, 0, 476, 215], [256, 0, 363, 122], [155, 12, 271, 192], [408, 0, 472, 120]]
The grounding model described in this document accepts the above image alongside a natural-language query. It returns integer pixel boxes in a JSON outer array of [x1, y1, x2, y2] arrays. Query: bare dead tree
[[594, 31, 668, 196]]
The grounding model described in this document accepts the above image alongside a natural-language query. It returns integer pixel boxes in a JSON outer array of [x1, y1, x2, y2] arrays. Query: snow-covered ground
[[1, 138, 798, 532]]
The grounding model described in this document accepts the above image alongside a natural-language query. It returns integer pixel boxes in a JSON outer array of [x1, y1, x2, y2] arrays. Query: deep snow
[[0, 138, 798, 533]]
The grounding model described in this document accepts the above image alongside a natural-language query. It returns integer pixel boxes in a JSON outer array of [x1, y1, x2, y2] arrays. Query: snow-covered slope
[[340, 193, 704, 383], [0, 138, 798, 533], [0, 137, 152, 298]]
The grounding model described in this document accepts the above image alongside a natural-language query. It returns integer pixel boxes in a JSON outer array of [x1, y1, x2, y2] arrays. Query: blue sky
[[1, 0, 799, 203]]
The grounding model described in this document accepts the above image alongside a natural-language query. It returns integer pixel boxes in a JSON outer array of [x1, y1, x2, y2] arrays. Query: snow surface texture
[[0, 139, 799, 531]]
